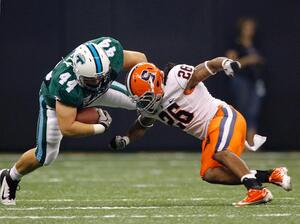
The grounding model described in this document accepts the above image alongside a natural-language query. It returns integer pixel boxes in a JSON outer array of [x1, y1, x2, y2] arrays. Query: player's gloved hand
[[96, 108, 112, 131], [222, 58, 241, 76], [109, 136, 130, 150]]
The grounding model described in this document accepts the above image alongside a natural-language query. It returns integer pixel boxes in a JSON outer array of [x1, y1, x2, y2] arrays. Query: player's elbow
[[133, 52, 147, 64], [60, 129, 73, 137], [59, 126, 76, 137]]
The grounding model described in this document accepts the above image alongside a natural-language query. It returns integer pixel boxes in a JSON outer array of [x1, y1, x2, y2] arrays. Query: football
[[76, 107, 100, 124]]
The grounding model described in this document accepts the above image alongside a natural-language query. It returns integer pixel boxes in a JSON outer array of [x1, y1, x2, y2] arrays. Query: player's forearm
[[195, 57, 226, 80], [109, 120, 149, 150], [188, 57, 230, 87], [126, 121, 148, 143], [205, 57, 228, 73], [60, 122, 103, 137], [123, 50, 148, 71]]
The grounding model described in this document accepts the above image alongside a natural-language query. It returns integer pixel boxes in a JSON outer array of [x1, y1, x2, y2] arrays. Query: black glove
[[109, 136, 130, 150], [222, 58, 241, 76]]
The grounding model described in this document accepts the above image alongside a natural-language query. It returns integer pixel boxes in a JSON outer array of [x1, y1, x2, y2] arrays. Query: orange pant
[[200, 104, 247, 177]]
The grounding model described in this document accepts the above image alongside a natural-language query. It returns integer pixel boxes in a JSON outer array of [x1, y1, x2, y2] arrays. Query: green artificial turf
[[0, 152, 299, 224]]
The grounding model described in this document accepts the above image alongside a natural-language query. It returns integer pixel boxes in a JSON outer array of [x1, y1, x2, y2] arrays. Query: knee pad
[[42, 148, 59, 166], [35, 140, 61, 166]]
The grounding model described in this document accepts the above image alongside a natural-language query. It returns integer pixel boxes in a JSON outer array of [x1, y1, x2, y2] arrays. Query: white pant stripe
[[216, 105, 234, 152]]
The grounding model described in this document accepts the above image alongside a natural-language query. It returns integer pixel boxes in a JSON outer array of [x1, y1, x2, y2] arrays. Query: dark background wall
[[0, 0, 299, 152]]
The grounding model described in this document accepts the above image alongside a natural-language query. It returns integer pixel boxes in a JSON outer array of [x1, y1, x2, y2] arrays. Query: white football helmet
[[72, 42, 110, 91]]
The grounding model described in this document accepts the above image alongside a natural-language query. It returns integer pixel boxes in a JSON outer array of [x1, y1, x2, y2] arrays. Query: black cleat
[[0, 169, 20, 205]]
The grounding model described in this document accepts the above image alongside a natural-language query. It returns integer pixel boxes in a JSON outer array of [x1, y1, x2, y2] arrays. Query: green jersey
[[40, 37, 124, 108]]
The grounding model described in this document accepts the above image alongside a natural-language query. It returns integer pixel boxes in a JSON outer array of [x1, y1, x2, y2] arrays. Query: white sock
[[9, 165, 23, 181], [241, 173, 256, 182]]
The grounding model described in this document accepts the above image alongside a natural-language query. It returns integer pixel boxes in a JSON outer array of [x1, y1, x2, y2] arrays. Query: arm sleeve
[[88, 81, 136, 110]]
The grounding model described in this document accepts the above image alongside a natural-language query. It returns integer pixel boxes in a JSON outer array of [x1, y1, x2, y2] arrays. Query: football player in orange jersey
[[110, 59, 292, 206]]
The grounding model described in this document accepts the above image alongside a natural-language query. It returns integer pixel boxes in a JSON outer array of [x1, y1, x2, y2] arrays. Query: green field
[[0, 152, 299, 224]]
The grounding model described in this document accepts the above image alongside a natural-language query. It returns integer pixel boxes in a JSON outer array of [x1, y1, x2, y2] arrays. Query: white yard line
[[0, 214, 299, 219], [3, 205, 300, 211], [17, 197, 295, 202], [255, 214, 293, 217], [5, 206, 161, 211]]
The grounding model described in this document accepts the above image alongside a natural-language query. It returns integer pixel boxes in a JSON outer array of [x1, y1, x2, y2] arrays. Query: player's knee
[[213, 150, 230, 163], [35, 144, 59, 166], [202, 168, 216, 183], [43, 151, 59, 166]]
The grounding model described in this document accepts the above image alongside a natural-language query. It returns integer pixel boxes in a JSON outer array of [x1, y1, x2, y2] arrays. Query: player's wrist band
[[204, 61, 216, 75], [93, 124, 106, 134], [122, 136, 130, 146]]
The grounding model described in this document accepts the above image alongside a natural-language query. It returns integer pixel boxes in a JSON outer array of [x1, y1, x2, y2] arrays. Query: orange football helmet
[[126, 63, 164, 113]]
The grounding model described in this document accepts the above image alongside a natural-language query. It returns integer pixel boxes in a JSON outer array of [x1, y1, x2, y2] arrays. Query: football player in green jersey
[[0, 37, 147, 205]]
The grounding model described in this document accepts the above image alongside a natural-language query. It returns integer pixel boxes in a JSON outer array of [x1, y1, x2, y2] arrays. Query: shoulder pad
[[91, 37, 124, 73], [169, 64, 195, 89]]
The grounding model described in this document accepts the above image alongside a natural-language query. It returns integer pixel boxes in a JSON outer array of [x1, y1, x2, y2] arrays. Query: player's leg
[[213, 150, 252, 181], [202, 166, 240, 184], [252, 168, 292, 191], [200, 105, 272, 206], [201, 146, 257, 186], [0, 148, 41, 206], [0, 96, 63, 205], [201, 105, 250, 184], [203, 165, 292, 191], [203, 117, 292, 190], [14, 148, 42, 175]]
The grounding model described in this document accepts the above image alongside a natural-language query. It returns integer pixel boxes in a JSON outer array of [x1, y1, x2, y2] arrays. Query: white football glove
[[96, 108, 112, 131], [109, 136, 130, 150], [222, 58, 241, 76]]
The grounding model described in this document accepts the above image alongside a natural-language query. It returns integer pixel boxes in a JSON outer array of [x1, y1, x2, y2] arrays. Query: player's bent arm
[[186, 57, 227, 90], [127, 116, 155, 142], [109, 116, 155, 150], [186, 57, 241, 90], [55, 101, 105, 137], [123, 50, 147, 71]]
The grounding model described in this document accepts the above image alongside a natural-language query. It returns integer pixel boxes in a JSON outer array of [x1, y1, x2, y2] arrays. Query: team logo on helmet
[[76, 53, 86, 65], [72, 43, 111, 92], [126, 63, 164, 114]]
